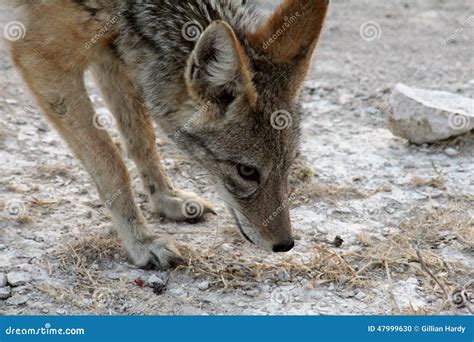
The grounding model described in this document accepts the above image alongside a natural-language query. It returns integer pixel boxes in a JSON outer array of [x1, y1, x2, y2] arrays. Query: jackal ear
[[186, 21, 256, 110], [248, 0, 328, 97]]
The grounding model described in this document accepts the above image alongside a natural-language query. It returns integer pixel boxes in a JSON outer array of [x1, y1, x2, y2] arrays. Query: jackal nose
[[272, 239, 295, 253]]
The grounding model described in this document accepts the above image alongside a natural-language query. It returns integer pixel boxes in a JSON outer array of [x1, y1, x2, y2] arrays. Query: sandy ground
[[0, 0, 473, 315]]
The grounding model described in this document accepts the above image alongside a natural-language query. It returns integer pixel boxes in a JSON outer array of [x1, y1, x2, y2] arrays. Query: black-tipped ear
[[248, 0, 328, 99], [186, 21, 256, 110]]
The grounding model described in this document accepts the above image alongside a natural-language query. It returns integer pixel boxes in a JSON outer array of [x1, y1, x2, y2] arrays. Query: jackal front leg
[[91, 57, 215, 222], [12, 49, 182, 269]]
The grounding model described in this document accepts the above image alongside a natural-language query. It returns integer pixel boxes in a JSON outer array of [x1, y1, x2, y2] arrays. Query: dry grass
[[52, 204, 471, 298], [288, 157, 367, 206], [179, 204, 472, 310], [55, 233, 122, 289], [36, 165, 72, 180], [410, 161, 447, 190], [411, 176, 446, 190], [289, 157, 316, 186], [48, 200, 471, 313]]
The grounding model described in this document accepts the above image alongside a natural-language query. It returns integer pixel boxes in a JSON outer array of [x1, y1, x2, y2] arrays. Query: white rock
[[444, 147, 459, 157], [7, 271, 31, 287], [0, 286, 11, 299], [7, 294, 28, 305], [0, 273, 7, 287], [220, 243, 233, 252], [277, 269, 290, 282], [388, 83, 473, 144], [147, 275, 164, 286], [197, 281, 210, 291]]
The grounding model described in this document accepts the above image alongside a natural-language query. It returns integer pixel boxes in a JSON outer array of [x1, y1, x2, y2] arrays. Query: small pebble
[[246, 289, 260, 297], [7, 271, 31, 287], [355, 291, 366, 300], [5, 98, 18, 105], [339, 290, 355, 299], [7, 294, 28, 305], [0, 273, 7, 287], [335, 207, 352, 214], [277, 269, 290, 282], [0, 287, 11, 300], [197, 281, 210, 291], [147, 275, 164, 286], [333, 235, 344, 247], [444, 147, 459, 157], [220, 243, 233, 252]]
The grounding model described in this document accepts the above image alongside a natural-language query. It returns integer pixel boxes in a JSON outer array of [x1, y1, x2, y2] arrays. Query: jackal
[[7, 0, 328, 269]]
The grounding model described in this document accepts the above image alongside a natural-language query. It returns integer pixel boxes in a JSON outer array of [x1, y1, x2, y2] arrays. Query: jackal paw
[[127, 236, 184, 270], [152, 190, 216, 222]]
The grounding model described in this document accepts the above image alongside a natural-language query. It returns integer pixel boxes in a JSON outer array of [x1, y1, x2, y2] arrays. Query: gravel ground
[[0, 0, 473, 315]]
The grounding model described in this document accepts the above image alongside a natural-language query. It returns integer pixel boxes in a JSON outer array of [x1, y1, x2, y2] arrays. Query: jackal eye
[[237, 164, 260, 182]]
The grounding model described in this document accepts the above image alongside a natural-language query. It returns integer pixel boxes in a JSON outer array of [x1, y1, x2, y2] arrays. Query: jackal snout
[[226, 173, 295, 252]]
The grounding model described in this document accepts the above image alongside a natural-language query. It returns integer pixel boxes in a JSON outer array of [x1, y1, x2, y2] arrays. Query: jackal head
[[181, 0, 328, 252]]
